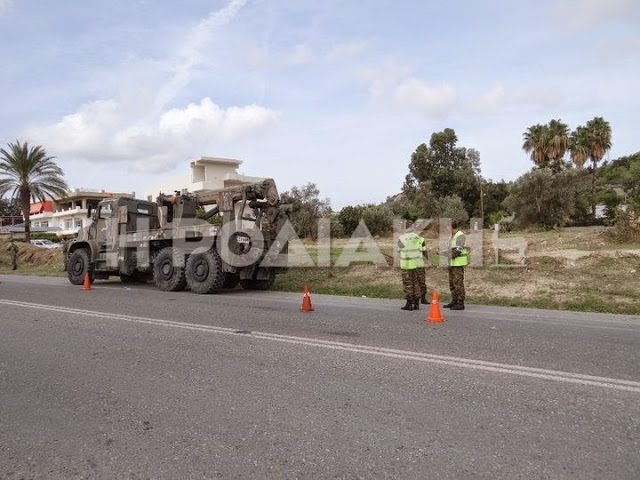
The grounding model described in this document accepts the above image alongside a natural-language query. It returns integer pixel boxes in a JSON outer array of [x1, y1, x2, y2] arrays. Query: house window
[[64, 219, 73, 230], [41, 221, 48, 227], [75, 219, 83, 229]]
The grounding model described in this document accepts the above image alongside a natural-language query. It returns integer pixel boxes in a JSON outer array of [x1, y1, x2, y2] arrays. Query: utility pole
[[480, 180, 484, 228]]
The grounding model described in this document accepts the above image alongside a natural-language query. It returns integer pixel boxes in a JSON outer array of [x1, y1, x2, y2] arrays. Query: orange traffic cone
[[426, 291, 445, 323], [81, 272, 92, 291], [300, 284, 314, 311]]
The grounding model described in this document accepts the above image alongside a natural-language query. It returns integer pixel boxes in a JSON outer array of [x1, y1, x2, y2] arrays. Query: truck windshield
[[99, 202, 114, 219]]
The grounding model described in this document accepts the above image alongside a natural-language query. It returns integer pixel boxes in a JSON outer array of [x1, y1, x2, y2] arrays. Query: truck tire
[[153, 247, 187, 291], [186, 249, 225, 294], [240, 270, 275, 291], [68, 248, 93, 285]]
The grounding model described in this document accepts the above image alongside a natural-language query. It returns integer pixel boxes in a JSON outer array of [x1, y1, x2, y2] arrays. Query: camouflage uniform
[[398, 231, 426, 311], [444, 227, 468, 310], [9, 239, 18, 270], [401, 269, 421, 300], [416, 232, 428, 303], [448, 266, 465, 303]]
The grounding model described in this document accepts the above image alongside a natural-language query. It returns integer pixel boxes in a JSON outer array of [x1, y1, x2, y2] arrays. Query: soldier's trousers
[[415, 267, 427, 297], [401, 269, 421, 299], [448, 266, 465, 303]]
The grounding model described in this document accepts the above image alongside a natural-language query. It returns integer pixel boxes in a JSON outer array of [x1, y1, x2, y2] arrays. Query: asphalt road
[[1, 274, 639, 479]]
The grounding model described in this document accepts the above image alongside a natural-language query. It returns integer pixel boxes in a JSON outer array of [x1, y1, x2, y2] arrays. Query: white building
[[23, 157, 265, 237], [143, 157, 266, 201], [28, 188, 134, 237]]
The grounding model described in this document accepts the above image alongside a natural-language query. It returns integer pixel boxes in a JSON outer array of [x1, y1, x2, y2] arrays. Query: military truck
[[66, 178, 290, 293]]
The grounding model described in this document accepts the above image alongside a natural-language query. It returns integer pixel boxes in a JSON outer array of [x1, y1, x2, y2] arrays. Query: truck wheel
[[222, 273, 240, 289], [153, 247, 187, 291], [68, 249, 93, 285], [186, 249, 225, 294], [240, 271, 275, 291]]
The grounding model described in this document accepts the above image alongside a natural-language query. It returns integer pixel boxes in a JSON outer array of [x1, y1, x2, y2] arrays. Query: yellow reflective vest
[[398, 232, 425, 270], [449, 230, 469, 267]]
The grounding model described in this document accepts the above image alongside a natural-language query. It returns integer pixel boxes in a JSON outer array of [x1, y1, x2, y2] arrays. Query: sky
[[0, 0, 639, 209]]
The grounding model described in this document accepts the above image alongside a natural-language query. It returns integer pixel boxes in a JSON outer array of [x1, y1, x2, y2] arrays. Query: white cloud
[[282, 40, 368, 66], [323, 41, 368, 62], [594, 35, 640, 63], [18, 0, 281, 175], [283, 44, 314, 66], [551, 0, 639, 29], [358, 61, 563, 117], [0, 0, 13, 16], [471, 84, 563, 113], [155, 0, 248, 111], [356, 59, 412, 100], [24, 97, 280, 173], [393, 78, 457, 116], [23, 100, 123, 156], [357, 61, 456, 116]]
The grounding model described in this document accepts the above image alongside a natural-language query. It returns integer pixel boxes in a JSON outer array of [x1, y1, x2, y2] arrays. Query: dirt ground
[[295, 226, 640, 314]]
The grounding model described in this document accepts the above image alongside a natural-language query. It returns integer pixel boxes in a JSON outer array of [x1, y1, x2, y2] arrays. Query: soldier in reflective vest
[[397, 226, 426, 311], [443, 221, 469, 310]]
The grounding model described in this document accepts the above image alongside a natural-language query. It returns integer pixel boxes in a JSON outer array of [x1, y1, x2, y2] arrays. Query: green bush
[[30, 232, 62, 243]]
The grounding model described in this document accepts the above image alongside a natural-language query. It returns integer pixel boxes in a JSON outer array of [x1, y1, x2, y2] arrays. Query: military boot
[[420, 294, 430, 305], [400, 298, 414, 311], [442, 298, 458, 308], [413, 298, 420, 310], [450, 301, 465, 311]]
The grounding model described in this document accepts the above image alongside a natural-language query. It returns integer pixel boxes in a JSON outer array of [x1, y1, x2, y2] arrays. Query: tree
[[522, 119, 570, 170], [338, 205, 365, 237], [434, 195, 469, 226], [503, 169, 578, 229], [383, 193, 422, 221], [280, 183, 331, 239], [585, 116, 612, 216], [482, 180, 511, 226], [569, 126, 589, 168], [522, 123, 550, 167], [0, 141, 68, 242], [599, 152, 640, 213], [361, 205, 394, 237], [0, 197, 21, 217], [338, 203, 395, 237], [547, 119, 570, 167], [403, 128, 481, 217]]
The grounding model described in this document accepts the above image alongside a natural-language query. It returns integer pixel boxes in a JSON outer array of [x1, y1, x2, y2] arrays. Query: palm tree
[[522, 124, 550, 167], [585, 117, 612, 216], [0, 141, 68, 242], [569, 126, 590, 168], [546, 119, 569, 168]]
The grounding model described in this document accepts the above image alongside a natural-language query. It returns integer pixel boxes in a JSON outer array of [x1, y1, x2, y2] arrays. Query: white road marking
[[2, 275, 639, 327], [2, 298, 640, 393]]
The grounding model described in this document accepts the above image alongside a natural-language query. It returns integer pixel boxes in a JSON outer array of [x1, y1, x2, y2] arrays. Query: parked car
[[30, 239, 61, 249]]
